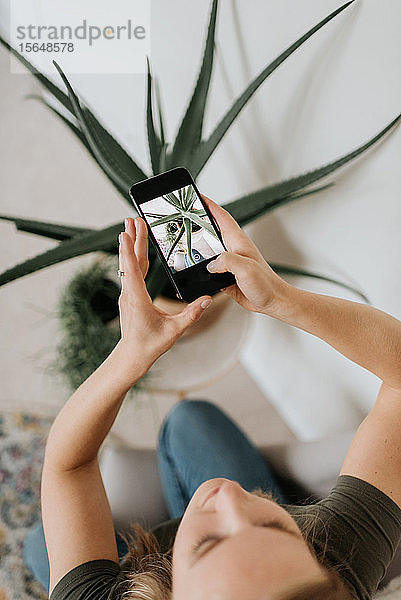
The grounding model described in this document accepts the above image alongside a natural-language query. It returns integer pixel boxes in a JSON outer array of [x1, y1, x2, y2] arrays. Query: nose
[[214, 479, 251, 529]]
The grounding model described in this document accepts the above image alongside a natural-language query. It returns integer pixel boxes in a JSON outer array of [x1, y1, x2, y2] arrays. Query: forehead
[[180, 522, 307, 568], [174, 529, 318, 599]]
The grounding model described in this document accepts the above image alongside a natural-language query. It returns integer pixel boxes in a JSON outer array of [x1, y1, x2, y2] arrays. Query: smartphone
[[129, 167, 236, 303]]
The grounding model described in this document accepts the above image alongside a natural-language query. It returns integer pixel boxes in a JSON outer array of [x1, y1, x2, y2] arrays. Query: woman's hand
[[118, 217, 212, 371], [202, 195, 291, 316]]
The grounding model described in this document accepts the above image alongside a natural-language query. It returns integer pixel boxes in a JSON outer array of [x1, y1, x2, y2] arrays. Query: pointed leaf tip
[[169, 0, 219, 168], [190, 0, 362, 177], [52, 61, 64, 78]]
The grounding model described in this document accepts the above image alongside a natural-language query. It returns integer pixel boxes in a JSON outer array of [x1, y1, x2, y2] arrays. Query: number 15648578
[[19, 42, 74, 52]]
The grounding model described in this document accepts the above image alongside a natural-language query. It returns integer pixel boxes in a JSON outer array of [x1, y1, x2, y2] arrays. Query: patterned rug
[[0, 412, 52, 600]]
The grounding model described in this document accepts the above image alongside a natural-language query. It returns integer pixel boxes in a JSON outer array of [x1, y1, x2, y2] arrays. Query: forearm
[[270, 284, 401, 389], [45, 340, 150, 471]]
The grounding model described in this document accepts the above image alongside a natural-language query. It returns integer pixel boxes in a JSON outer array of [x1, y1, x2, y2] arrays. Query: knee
[[158, 399, 219, 445]]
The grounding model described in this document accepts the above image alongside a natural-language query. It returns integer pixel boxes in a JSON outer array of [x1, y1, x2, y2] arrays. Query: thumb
[[207, 251, 249, 277], [170, 295, 212, 335]]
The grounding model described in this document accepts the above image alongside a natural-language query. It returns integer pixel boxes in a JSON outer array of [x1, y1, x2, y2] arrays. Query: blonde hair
[[112, 487, 358, 600]]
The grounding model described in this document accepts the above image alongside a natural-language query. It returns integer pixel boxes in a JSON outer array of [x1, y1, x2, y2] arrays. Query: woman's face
[[172, 478, 328, 600]]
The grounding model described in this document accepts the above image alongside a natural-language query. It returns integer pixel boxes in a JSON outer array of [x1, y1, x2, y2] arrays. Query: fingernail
[[119, 232, 124, 245], [125, 218, 129, 231], [207, 261, 216, 272], [201, 298, 212, 310]]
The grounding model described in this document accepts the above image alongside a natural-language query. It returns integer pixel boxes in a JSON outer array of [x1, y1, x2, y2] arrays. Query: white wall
[[1, 1, 400, 438]]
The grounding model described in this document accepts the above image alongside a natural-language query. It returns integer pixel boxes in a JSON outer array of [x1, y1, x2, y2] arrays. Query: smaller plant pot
[[89, 277, 120, 323]]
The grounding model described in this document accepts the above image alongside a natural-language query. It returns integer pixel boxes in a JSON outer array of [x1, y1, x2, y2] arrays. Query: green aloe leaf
[[146, 57, 163, 174], [227, 113, 401, 225], [148, 213, 183, 227], [166, 223, 185, 261], [143, 212, 171, 219], [181, 210, 219, 238], [191, 0, 356, 177], [184, 217, 195, 264], [185, 186, 198, 211], [182, 186, 191, 210], [0, 35, 147, 194], [159, 144, 168, 172], [155, 78, 166, 146], [270, 263, 369, 304], [26, 93, 91, 153], [52, 61, 134, 196], [83, 106, 148, 193], [169, 0, 218, 168], [0, 224, 122, 287], [0, 35, 73, 113], [0, 214, 91, 241], [230, 183, 334, 226], [147, 207, 207, 228], [25, 94, 134, 200], [177, 187, 185, 207], [162, 193, 182, 210], [285, 183, 334, 202]]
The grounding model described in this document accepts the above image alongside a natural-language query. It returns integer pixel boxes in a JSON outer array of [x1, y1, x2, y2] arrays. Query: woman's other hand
[[118, 217, 212, 370], [203, 195, 291, 317]]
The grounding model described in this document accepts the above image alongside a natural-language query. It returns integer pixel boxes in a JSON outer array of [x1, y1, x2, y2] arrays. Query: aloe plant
[[1, 0, 400, 304], [144, 185, 219, 265]]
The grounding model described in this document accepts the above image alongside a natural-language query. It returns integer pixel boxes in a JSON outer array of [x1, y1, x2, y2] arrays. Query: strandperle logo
[[9, 1, 150, 75], [15, 19, 147, 46]]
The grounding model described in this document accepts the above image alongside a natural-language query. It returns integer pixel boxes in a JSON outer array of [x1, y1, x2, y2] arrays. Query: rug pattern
[[0, 412, 52, 600]]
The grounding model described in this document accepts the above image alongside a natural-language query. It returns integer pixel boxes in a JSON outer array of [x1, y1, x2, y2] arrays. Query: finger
[[133, 217, 149, 277], [118, 231, 151, 304], [221, 284, 236, 294], [124, 216, 137, 245], [221, 283, 245, 305], [200, 194, 246, 251], [207, 251, 250, 278], [169, 295, 212, 335]]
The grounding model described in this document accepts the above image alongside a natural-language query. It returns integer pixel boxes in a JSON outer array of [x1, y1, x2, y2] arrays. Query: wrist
[[261, 278, 301, 322], [112, 339, 155, 388]]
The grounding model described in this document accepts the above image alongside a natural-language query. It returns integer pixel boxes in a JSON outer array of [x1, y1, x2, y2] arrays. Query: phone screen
[[140, 184, 225, 274]]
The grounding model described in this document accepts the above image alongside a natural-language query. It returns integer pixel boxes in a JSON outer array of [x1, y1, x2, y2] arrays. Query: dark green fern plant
[[47, 255, 150, 394], [0, 0, 399, 303]]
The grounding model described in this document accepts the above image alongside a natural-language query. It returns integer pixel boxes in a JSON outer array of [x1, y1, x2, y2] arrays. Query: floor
[[108, 361, 296, 451]]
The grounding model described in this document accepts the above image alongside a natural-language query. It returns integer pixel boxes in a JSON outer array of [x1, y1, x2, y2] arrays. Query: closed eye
[[190, 519, 300, 564]]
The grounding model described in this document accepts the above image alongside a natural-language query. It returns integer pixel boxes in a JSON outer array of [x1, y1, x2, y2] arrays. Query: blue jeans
[[23, 399, 290, 591], [156, 399, 290, 518]]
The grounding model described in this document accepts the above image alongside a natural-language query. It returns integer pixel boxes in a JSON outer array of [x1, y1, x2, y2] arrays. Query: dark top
[[49, 475, 401, 600]]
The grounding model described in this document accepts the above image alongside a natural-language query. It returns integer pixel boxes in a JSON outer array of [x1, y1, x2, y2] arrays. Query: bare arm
[[44, 218, 210, 471], [44, 339, 145, 471], [271, 286, 401, 390], [42, 217, 212, 595], [203, 194, 401, 507], [203, 194, 401, 390]]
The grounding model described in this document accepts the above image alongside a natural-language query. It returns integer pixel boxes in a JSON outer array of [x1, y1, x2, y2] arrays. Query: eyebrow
[[191, 522, 301, 566]]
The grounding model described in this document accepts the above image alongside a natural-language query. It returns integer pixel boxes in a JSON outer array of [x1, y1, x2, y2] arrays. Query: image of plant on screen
[[142, 185, 225, 272]]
